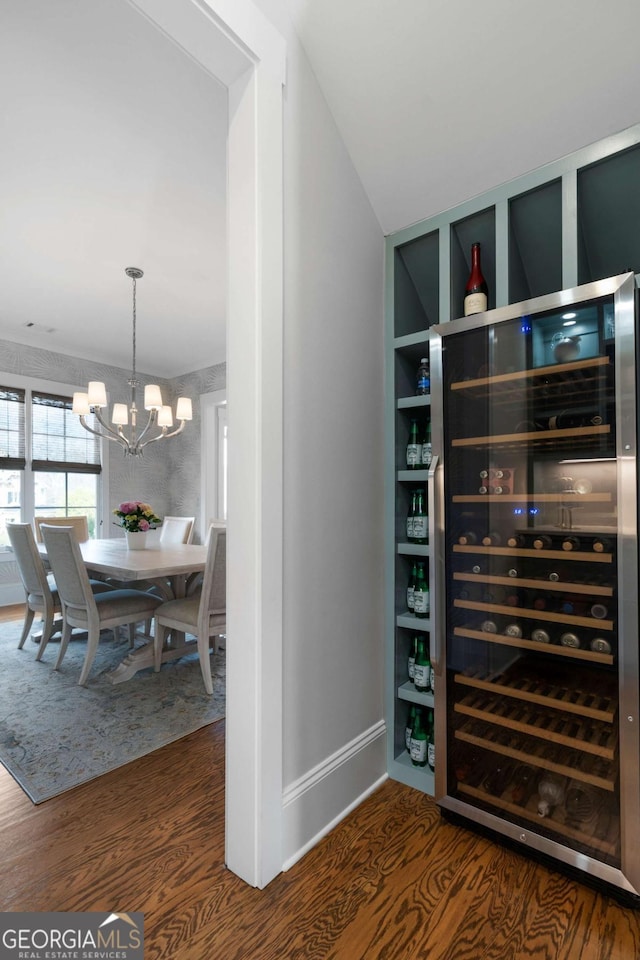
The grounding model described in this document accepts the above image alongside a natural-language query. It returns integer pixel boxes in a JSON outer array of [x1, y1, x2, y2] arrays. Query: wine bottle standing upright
[[412, 490, 428, 544], [413, 562, 430, 618], [406, 418, 421, 469], [413, 636, 431, 690], [406, 489, 417, 542], [409, 708, 428, 767], [406, 562, 417, 613], [421, 421, 432, 467], [464, 242, 488, 317]]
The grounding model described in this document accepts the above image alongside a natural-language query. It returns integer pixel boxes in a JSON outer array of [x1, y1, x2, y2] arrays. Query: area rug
[[0, 619, 225, 804]]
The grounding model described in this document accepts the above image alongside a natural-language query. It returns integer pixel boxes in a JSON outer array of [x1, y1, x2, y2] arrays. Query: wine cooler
[[429, 271, 640, 897]]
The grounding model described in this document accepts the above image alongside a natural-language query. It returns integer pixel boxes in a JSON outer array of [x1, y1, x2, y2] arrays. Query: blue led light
[[529, 507, 539, 515], [520, 317, 532, 334], [513, 507, 524, 515]]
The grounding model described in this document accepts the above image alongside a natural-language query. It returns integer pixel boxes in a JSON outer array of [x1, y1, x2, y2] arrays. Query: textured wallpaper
[[0, 338, 226, 593]]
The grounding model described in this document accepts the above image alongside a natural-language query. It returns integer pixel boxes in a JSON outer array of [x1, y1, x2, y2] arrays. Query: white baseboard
[[281, 719, 388, 871]]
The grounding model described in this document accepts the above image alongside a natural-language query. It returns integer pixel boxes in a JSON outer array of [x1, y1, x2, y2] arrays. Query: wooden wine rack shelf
[[449, 356, 611, 398], [453, 626, 614, 665], [453, 571, 613, 597], [451, 424, 610, 451], [453, 544, 613, 563], [454, 690, 618, 761], [454, 598, 613, 630], [454, 719, 616, 792], [454, 666, 617, 723], [456, 782, 618, 859]]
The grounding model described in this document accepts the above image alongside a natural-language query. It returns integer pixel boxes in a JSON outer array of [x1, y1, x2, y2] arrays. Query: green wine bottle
[[406, 418, 421, 469], [405, 704, 417, 752], [413, 562, 430, 618], [412, 489, 427, 544], [413, 636, 430, 691], [421, 421, 432, 468], [409, 708, 428, 767]]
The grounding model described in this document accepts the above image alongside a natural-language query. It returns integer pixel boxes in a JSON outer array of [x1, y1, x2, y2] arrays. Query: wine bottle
[[412, 490, 428, 544], [592, 537, 612, 554], [533, 534, 553, 550], [511, 765, 536, 805], [482, 531, 502, 546], [507, 567, 519, 578], [590, 636, 612, 653], [490, 484, 510, 495], [537, 774, 566, 817], [416, 357, 430, 396], [407, 634, 418, 680], [407, 562, 418, 612], [492, 469, 511, 480], [405, 704, 417, 752], [409, 708, 428, 767], [531, 628, 551, 644], [413, 563, 430, 618], [506, 533, 526, 548], [540, 412, 603, 431], [561, 536, 581, 552], [406, 489, 417, 542], [590, 603, 608, 620], [421, 421, 432, 468], [478, 483, 489, 495], [560, 632, 581, 648], [481, 620, 498, 633], [427, 709, 435, 772], [504, 623, 523, 638], [457, 530, 478, 545], [406, 418, 421, 469], [413, 636, 431, 690], [464, 242, 488, 317], [483, 762, 512, 796]]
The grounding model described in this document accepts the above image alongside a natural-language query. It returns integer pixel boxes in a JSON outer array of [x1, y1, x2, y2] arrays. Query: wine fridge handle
[[428, 453, 445, 674]]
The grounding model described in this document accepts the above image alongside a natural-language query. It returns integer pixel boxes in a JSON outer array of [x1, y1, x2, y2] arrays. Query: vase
[[125, 530, 148, 550]]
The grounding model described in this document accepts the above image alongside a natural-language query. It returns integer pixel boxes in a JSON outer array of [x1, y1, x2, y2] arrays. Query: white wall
[[249, 0, 387, 865]]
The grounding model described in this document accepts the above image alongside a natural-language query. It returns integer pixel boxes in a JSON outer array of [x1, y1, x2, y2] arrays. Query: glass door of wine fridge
[[429, 272, 640, 896]]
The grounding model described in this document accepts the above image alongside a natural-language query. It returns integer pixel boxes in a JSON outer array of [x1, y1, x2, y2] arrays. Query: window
[[0, 383, 102, 550]]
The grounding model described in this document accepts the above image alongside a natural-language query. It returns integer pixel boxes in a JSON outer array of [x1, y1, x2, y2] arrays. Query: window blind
[[0, 386, 26, 469], [31, 391, 101, 474]]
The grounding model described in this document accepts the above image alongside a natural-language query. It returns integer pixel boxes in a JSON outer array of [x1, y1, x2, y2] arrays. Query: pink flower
[[119, 501, 138, 514], [138, 518, 150, 531]]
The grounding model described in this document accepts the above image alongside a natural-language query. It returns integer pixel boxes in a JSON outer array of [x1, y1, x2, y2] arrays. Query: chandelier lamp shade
[[72, 267, 192, 457]]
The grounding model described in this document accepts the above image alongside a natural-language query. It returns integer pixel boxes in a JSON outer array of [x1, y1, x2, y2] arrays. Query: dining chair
[[7, 522, 114, 661], [41, 524, 164, 686], [34, 515, 89, 543], [153, 527, 226, 694], [159, 516, 195, 545]]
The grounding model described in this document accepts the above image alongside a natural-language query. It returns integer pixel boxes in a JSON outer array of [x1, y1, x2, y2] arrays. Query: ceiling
[[3, 1, 640, 381], [283, 0, 640, 236], [0, 0, 227, 379]]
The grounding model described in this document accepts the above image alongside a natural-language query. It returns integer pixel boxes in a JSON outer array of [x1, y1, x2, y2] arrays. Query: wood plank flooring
[[1, 603, 639, 958], [1, 721, 639, 960]]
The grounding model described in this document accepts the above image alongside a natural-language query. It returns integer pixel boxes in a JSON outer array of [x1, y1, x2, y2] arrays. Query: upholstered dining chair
[[8, 522, 114, 661], [41, 524, 164, 686], [34, 515, 89, 543], [159, 516, 195, 545], [153, 527, 226, 694]]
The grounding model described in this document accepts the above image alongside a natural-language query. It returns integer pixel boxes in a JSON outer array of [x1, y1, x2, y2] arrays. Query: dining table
[[38, 537, 207, 684]]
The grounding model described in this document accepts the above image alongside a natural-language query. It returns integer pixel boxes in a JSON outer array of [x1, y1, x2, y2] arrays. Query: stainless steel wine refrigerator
[[429, 271, 640, 897]]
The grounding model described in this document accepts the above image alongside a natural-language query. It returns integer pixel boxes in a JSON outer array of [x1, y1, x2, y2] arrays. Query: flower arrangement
[[113, 501, 162, 533]]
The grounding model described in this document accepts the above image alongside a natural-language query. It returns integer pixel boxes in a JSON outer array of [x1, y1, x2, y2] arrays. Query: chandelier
[[72, 267, 192, 457]]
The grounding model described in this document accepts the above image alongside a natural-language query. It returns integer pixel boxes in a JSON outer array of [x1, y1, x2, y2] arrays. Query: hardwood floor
[[1, 712, 639, 960]]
